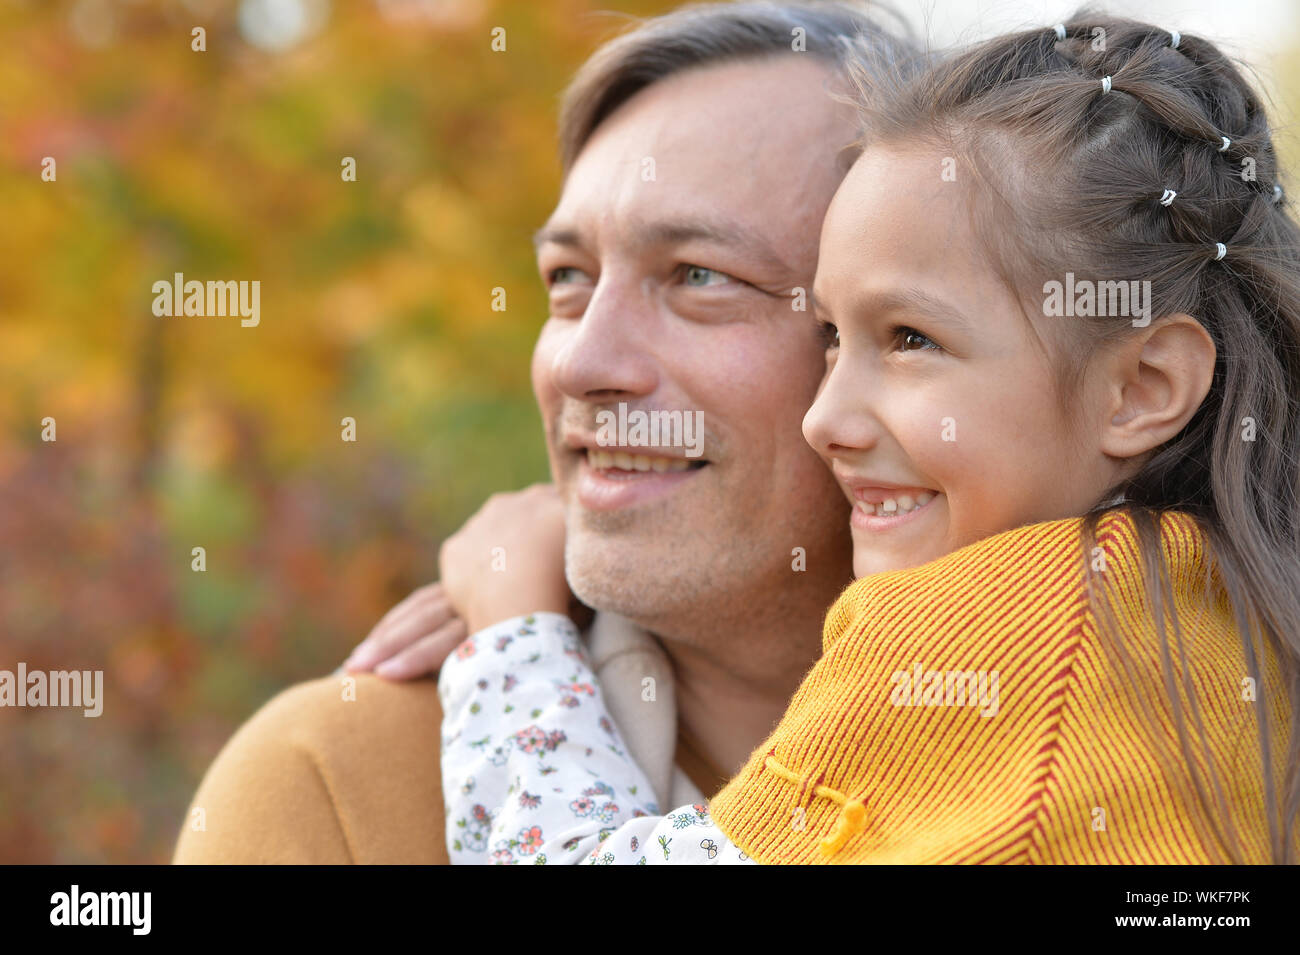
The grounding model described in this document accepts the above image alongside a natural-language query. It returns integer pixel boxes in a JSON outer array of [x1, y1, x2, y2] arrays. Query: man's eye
[[818, 320, 840, 349], [896, 327, 939, 352], [548, 266, 592, 286], [682, 264, 730, 287]]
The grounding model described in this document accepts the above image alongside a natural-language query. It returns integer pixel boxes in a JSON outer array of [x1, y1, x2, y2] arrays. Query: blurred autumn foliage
[[0, 0, 675, 863]]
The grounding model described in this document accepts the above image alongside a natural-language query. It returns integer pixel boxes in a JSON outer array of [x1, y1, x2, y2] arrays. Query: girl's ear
[[1097, 314, 1216, 461]]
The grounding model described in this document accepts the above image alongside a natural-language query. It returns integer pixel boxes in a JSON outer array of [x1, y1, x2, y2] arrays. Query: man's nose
[[550, 273, 659, 401]]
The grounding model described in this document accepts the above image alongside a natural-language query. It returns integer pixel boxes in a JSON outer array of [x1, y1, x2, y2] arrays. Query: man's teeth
[[588, 449, 694, 473], [856, 490, 935, 517]]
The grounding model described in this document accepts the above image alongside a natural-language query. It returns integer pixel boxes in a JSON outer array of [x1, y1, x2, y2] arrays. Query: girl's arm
[[438, 611, 752, 865], [341, 581, 466, 679], [342, 484, 574, 681]]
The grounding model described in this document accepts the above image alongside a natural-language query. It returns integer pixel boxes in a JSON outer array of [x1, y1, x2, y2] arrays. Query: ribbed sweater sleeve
[[709, 512, 1291, 864]]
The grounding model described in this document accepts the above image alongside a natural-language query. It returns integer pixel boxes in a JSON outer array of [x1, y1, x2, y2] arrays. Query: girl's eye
[[682, 264, 731, 287], [896, 327, 939, 352], [548, 266, 592, 286], [818, 320, 840, 349]]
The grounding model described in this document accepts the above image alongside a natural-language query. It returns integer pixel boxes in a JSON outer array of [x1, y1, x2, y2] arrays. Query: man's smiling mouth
[[573, 448, 710, 511], [586, 448, 707, 474]]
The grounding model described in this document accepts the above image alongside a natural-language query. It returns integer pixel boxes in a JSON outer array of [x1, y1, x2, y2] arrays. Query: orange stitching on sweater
[[762, 754, 848, 805], [820, 801, 867, 857], [762, 754, 867, 858]]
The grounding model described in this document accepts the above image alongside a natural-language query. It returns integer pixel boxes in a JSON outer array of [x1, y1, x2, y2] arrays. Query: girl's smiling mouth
[[844, 484, 941, 530]]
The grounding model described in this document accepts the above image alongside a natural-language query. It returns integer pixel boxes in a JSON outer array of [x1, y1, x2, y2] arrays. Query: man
[[173, 0, 913, 864]]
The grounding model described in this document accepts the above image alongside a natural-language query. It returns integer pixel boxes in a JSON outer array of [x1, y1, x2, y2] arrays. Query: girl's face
[[804, 145, 1126, 578]]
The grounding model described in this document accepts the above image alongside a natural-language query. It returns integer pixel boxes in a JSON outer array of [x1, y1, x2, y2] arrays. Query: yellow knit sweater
[[710, 511, 1295, 864]]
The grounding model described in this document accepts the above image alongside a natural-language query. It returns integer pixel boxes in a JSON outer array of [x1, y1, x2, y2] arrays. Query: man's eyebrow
[[533, 217, 795, 275], [533, 224, 580, 251], [638, 219, 789, 270]]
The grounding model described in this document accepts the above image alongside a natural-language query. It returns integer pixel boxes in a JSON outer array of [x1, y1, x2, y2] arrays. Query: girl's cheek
[[912, 409, 1012, 537], [895, 401, 959, 485]]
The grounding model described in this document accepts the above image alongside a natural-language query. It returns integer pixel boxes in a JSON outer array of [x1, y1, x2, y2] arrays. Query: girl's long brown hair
[[849, 12, 1300, 861]]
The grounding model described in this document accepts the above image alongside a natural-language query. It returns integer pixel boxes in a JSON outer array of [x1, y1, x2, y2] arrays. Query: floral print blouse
[[439, 612, 753, 865]]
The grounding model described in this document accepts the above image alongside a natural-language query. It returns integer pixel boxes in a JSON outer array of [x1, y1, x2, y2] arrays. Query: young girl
[[361, 15, 1300, 863]]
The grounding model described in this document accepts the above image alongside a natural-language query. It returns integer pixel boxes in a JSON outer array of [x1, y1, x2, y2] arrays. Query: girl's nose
[[802, 358, 880, 458]]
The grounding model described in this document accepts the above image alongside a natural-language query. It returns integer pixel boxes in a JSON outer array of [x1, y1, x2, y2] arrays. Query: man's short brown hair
[[558, 0, 918, 172]]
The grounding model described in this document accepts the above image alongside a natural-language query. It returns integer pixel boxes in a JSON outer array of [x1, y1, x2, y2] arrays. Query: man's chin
[[564, 533, 708, 627]]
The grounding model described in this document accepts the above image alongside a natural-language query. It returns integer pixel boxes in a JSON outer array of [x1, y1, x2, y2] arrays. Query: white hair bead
[[1100, 75, 1112, 94], [1274, 184, 1284, 204], [1170, 30, 1181, 49], [1214, 242, 1227, 261], [1159, 189, 1177, 206], [1219, 136, 1231, 152], [1054, 23, 1067, 41]]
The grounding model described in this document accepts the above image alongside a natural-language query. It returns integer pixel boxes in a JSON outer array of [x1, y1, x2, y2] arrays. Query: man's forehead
[[552, 61, 849, 208], [583, 55, 844, 152], [532, 59, 860, 284]]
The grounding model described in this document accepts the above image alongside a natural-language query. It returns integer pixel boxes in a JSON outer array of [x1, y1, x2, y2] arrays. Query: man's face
[[531, 57, 854, 626]]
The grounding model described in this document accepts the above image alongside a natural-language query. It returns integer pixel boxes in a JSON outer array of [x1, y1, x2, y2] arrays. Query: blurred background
[[1, 0, 1298, 863]]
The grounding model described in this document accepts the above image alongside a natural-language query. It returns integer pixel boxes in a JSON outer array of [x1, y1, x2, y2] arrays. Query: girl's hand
[[342, 582, 467, 680], [438, 483, 573, 634]]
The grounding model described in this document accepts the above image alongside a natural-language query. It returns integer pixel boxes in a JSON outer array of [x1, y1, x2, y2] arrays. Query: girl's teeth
[[858, 492, 937, 517]]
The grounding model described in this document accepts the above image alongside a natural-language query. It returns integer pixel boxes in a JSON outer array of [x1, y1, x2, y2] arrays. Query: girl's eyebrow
[[811, 286, 973, 332]]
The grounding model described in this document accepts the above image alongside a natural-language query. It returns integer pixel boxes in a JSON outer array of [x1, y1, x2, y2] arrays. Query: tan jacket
[[173, 614, 724, 863]]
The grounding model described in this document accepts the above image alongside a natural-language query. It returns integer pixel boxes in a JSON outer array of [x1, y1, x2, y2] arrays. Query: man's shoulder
[[254, 671, 445, 747], [173, 673, 449, 864]]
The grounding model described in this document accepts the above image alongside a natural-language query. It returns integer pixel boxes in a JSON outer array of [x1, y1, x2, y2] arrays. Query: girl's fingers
[[345, 587, 454, 671], [347, 606, 453, 671], [371, 582, 448, 632], [373, 619, 470, 680]]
